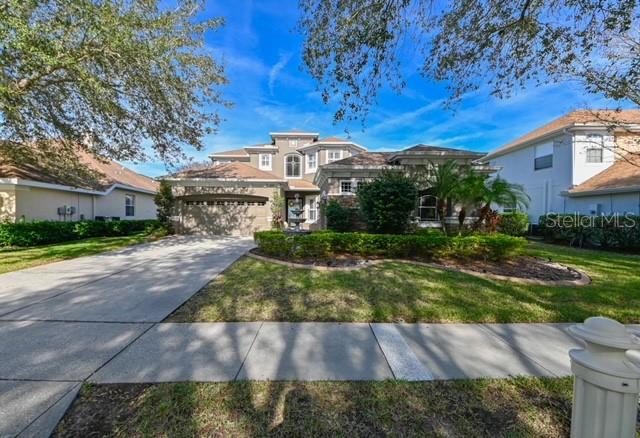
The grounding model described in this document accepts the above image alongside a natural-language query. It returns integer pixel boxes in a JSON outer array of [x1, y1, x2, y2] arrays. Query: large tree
[[0, 0, 227, 167], [299, 0, 639, 125]]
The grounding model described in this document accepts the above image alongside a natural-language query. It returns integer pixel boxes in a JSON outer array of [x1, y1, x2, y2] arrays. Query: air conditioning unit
[[66, 206, 76, 215], [57, 205, 67, 215]]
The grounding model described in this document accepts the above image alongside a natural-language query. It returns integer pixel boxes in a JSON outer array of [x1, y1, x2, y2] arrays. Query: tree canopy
[[0, 0, 227, 166], [299, 0, 639, 123]]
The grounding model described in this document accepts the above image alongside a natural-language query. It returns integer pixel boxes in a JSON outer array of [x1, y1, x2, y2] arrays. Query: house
[[0, 151, 158, 222], [165, 130, 491, 235], [481, 109, 640, 222]]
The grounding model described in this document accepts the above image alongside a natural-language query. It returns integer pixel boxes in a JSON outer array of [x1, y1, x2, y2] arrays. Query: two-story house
[[165, 130, 491, 235], [481, 110, 640, 222]]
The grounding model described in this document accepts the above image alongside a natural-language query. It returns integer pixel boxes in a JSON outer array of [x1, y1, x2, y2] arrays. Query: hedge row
[[0, 219, 160, 247], [254, 231, 526, 262], [539, 214, 640, 249]]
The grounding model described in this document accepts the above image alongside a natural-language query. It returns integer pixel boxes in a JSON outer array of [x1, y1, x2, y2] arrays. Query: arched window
[[418, 195, 438, 221], [285, 154, 301, 178]]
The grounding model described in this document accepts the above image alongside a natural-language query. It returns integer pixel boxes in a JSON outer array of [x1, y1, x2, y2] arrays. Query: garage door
[[177, 195, 270, 235]]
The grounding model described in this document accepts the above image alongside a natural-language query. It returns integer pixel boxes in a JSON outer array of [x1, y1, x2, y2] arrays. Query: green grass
[[0, 233, 156, 274], [55, 378, 573, 437], [168, 242, 640, 323]]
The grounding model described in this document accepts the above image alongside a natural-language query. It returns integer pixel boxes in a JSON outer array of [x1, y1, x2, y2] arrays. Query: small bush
[[325, 200, 359, 232], [253, 231, 526, 262], [0, 219, 159, 247], [498, 212, 529, 236]]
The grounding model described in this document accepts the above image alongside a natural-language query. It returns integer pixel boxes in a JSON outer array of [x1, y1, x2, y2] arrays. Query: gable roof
[[172, 162, 282, 181], [568, 156, 640, 196], [484, 109, 640, 161], [210, 148, 250, 157], [0, 150, 158, 193], [388, 144, 485, 161]]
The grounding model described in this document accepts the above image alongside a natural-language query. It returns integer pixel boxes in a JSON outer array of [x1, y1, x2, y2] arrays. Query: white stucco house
[[481, 110, 640, 222], [0, 151, 158, 222]]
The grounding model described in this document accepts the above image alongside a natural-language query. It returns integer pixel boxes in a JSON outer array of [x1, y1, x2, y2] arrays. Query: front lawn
[[0, 233, 156, 274], [55, 378, 572, 437], [168, 242, 640, 323]]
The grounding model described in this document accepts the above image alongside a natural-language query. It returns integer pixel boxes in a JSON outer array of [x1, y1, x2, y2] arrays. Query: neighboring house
[[481, 110, 640, 222], [165, 130, 491, 235], [0, 151, 158, 222]]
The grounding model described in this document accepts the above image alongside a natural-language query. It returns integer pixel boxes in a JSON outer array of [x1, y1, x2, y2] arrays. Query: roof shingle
[[173, 162, 281, 180], [569, 156, 640, 195], [486, 109, 640, 160]]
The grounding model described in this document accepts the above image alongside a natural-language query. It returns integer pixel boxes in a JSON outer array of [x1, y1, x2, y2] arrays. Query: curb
[[245, 251, 591, 286]]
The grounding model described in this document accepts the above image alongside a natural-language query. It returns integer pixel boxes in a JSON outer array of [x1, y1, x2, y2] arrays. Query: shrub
[[498, 212, 529, 236], [539, 214, 640, 249], [357, 171, 418, 234], [154, 180, 175, 233], [0, 219, 160, 247], [325, 200, 359, 232], [253, 231, 526, 262]]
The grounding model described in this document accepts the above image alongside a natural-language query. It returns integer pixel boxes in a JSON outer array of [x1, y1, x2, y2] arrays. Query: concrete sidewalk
[[7, 319, 637, 437]]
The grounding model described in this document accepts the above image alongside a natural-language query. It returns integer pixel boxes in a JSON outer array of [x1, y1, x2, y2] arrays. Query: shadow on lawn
[[168, 253, 640, 324], [56, 378, 573, 437]]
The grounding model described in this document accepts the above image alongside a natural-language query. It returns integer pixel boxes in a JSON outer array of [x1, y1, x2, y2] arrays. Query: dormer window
[[259, 153, 272, 170], [328, 150, 342, 163], [586, 134, 604, 163], [307, 151, 317, 172]]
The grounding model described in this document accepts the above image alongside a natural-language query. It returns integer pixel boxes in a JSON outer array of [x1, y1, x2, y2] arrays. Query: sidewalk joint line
[[477, 324, 560, 377], [15, 381, 81, 437], [368, 323, 397, 380], [234, 321, 264, 381]]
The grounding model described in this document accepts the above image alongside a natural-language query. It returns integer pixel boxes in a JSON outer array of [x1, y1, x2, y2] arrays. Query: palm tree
[[423, 160, 461, 235], [454, 169, 487, 232], [472, 177, 530, 230]]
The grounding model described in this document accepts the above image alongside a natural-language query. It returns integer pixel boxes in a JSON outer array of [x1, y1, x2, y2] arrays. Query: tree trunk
[[458, 206, 467, 235], [473, 203, 491, 231], [438, 200, 448, 235]]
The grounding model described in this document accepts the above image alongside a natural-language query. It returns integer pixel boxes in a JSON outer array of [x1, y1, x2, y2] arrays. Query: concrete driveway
[[0, 236, 253, 437]]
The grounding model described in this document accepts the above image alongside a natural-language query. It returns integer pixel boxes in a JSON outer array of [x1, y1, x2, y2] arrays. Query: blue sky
[[127, 0, 630, 177]]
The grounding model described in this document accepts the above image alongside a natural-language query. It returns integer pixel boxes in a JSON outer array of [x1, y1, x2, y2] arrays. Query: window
[[259, 153, 272, 170], [125, 194, 135, 217], [288, 138, 298, 148], [586, 148, 603, 163], [340, 180, 354, 194], [307, 151, 317, 172], [586, 134, 604, 163], [534, 154, 553, 170], [418, 195, 437, 221], [285, 154, 301, 178], [328, 150, 342, 163], [308, 197, 318, 222]]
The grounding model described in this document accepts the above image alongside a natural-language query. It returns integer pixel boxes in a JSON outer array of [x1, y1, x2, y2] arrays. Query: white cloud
[[268, 52, 292, 95]]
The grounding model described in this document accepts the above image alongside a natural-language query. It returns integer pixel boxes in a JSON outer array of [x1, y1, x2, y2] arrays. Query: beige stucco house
[[165, 130, 493, 235], [0, 152, 158, 222]]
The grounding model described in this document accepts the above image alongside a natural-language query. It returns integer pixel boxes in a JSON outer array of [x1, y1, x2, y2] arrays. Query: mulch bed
[[250, 249, 582, 282], [439, 256, 582, 282]]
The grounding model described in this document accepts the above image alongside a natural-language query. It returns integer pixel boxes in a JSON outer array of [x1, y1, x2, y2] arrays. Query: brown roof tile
[[329, 152, 393, 166], [0, 149, 157, 193], [487, 109, 640, 160], [569, 156, 640, 195], [210, 148, 249, 157], [173, 162, 282, 180], [287, 180, 320, 191]]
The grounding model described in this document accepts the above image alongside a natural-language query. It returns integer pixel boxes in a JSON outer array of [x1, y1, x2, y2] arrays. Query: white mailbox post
[[568, 317, 640, 438]]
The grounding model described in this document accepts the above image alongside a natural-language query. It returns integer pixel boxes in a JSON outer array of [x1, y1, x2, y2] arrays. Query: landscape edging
[[245, 251, 591, 286]]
